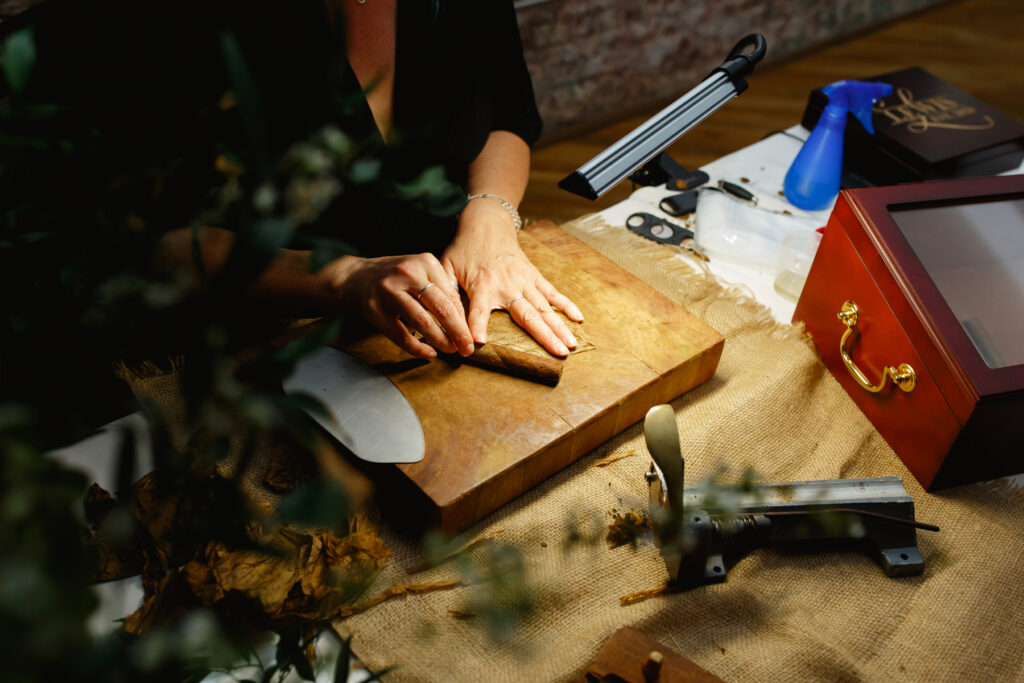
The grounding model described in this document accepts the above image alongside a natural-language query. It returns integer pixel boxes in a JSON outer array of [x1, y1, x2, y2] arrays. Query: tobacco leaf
[[83, 483, 117, 526], [85, 469, 217, 587], [122, 573, 196, 635], [89, 462, 392, 633], [486, 310, 596, 357], [180, 521, 392, 624]]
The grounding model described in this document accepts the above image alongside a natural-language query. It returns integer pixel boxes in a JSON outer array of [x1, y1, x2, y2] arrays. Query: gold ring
[[507, 295, 525, 309], [416, 282, 436, 301]]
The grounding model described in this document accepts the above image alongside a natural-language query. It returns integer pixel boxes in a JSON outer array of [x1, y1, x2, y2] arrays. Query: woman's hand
[[441, 199, 584, 357], [324, 252, 476, 360]]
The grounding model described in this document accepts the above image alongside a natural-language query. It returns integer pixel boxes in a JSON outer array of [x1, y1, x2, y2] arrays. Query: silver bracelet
[[465, 193, 523, 232]]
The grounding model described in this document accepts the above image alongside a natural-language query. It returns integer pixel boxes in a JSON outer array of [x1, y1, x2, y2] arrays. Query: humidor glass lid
[[890, 196, 1024, 369]]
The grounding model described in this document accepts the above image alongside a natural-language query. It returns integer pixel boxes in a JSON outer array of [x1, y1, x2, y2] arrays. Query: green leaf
[[331, 633, 352, 683], [293, 651, 315, 681], [275, 392, 330, 423], [232, 217, 294, 266], [392, 165, 465, 217], [3, 28, 36, 95], [219, 31, 268, 174], [115, 426, 137, 499], [304, 235, 358, 272], [190, 225, 206, 279], [277, 479, 350, 529], [363, 666, 394, 681], [349, 157, 381, 185], [393, 166, 449, 198], [274, 317, 342, 364], [274, 629, 315, 681]]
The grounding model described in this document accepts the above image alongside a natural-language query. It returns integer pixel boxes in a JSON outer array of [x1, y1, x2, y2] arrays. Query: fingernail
[[475, 334, 487, 345], [566, 334, 578, 348], [556, 343, 569, 356]]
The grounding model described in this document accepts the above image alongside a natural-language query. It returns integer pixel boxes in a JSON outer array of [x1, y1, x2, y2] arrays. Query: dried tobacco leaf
[[181, 521, 392, 623], [88, 455, 392, 633], [84, 483, 116, 526], [122, 573, 195, 635], [85, 469, 219, 587]]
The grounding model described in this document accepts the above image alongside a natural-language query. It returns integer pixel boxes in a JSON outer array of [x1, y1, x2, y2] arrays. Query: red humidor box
[[793, 174, 1024, 489]]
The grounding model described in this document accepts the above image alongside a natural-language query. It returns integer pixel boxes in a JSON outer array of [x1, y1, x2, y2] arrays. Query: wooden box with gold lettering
[[793, 174, 1024, 490], [801, 66, 1024, 186]]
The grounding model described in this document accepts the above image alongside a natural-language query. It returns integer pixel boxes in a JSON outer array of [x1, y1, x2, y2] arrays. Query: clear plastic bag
[[694, 190, 823, 269]]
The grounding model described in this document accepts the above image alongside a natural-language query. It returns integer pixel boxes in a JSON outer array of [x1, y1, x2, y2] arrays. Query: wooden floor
[[521, 0, 1024, 225]]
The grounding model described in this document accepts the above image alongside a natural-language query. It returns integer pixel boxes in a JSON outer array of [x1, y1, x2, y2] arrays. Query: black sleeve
[[484, 0, 544, 146]]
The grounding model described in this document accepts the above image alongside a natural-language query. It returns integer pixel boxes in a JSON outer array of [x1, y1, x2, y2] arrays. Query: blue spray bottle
[[783, 80, 893, 211]]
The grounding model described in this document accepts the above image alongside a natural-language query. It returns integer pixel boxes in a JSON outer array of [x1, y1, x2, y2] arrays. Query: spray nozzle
[[783, 79, 893, 211], [821, 80, 894, 134]]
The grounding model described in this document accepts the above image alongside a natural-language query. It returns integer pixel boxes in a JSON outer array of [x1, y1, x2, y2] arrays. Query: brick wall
[[516, 0, 945, 141]]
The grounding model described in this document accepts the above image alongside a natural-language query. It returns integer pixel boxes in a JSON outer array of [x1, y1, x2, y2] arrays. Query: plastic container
[[774, 230, 822, 301]]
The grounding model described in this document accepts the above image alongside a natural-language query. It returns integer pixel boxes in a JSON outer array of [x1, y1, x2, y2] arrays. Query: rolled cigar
[[444, 343, 563, 386]]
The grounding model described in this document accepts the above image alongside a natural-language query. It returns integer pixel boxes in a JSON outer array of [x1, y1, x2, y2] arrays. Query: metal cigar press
[[642, 405, 939, 589]]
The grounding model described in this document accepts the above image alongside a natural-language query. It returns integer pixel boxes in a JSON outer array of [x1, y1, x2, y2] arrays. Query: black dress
[[5, 0, 543, 426], [24, 0, 543, 256], [326, 0, 545, 256]]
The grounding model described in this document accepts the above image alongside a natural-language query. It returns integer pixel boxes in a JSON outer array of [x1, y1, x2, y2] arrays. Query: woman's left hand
[[441, 199, 584, 357]]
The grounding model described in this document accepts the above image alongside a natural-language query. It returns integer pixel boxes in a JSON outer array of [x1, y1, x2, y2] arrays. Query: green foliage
[[2, 27, 35, 95], [392, 165, 466, 217], [0, 0, 481, 678], [0, 4, 472, 679], [0, 416, 95, 679], [276, 479, 351, 531]]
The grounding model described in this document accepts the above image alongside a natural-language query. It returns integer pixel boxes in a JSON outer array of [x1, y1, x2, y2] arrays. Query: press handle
[[837, 300, 917, 394]]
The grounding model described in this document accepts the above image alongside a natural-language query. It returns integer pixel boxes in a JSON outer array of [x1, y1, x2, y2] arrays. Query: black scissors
[[626, 212, 694, 245]]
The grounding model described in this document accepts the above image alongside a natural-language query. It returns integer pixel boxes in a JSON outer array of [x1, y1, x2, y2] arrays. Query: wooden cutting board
[[344, 221, 723, 532]]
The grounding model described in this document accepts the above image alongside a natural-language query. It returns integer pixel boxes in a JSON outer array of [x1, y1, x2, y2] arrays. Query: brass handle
[[836, 301, 916, 393]]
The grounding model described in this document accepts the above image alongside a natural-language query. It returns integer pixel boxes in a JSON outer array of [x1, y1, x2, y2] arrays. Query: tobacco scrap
[[406, 529, 504, 574], [329, 579, 464, 619], [591, 449, 638, 468], [619, 586, 667, 606], [606, 510, 651, 548]]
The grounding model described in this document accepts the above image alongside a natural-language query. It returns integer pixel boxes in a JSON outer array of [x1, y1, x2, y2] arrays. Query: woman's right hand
[[324, 252, 476, 360]]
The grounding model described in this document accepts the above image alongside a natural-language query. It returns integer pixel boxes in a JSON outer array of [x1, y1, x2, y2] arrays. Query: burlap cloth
[[336, 215, 1024, 682]]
